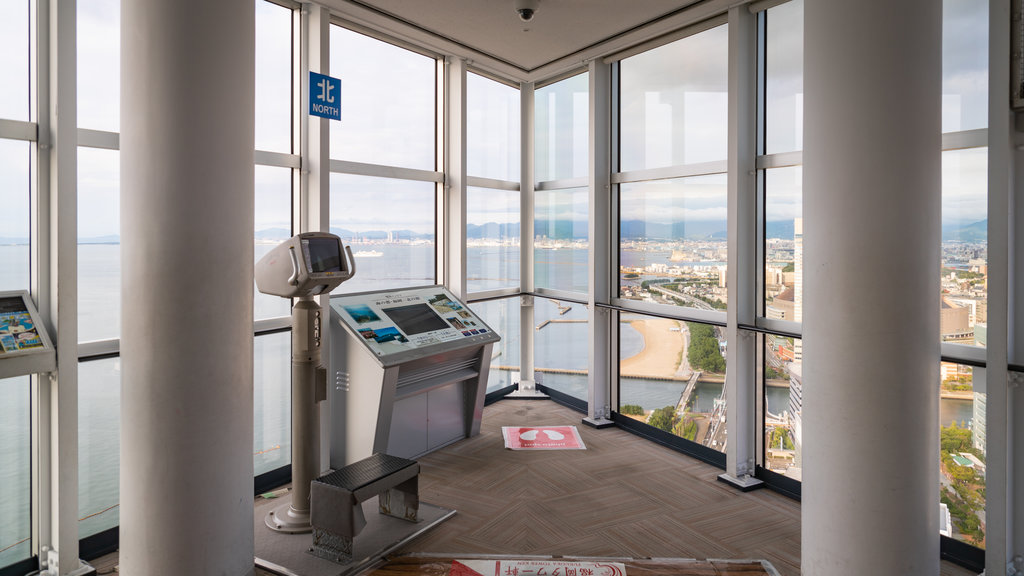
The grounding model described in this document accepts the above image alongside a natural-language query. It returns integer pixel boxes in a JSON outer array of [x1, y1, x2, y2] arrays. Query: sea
[[0, 242, 979, 567]]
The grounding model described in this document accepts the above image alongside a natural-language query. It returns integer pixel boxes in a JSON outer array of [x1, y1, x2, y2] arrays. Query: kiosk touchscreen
[[0, 291, 56, 379], [329, 286, 499, 465]]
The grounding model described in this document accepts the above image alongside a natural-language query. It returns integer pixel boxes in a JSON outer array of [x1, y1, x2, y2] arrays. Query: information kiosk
[[328, 286, 499, 467], [0, 290, 56, 379]]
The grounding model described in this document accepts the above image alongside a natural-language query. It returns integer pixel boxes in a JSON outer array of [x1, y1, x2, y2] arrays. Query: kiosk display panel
[[328, 286, 500, 465], [330, 286, 497, 368]]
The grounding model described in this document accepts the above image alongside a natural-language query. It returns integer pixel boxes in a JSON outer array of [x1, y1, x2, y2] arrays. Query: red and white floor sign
[[501, 426, 586, 450], [452, 559, 625, 576]]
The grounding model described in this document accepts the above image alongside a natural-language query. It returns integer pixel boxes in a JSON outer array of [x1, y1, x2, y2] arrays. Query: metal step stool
[[310, 453, 420, 562]]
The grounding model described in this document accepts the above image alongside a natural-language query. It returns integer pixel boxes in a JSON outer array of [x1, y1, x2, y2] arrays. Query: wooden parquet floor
[[91, 399, 978, 575]]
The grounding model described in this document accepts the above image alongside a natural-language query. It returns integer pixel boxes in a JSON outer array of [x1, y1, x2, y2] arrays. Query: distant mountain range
[[0, 218, 989, 246], [942, 219, 986, 243]]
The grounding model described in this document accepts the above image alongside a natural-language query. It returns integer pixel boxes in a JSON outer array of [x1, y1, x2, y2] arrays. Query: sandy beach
[[619, 318, 690, 380]]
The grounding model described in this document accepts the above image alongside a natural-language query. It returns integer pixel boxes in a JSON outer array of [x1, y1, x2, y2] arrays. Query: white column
[[584, 59, 612, 426], [720, 5, 760, 490], [512, 82, 545, 398], [802, 0, 940, 574], [299, 2, 333, 476], [445, 57, 468, 300], [988, 0, 1018, 573], [35, 0, 83, 572], [120, 0, 255, 574]]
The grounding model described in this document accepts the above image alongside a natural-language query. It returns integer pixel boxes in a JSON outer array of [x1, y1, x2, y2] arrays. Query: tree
[[620, 404, 644, 416], [949, 464, 975, 486], [647, 406, 676, 432], [673, 417, 698, 441], [941, 424, 972, 453]]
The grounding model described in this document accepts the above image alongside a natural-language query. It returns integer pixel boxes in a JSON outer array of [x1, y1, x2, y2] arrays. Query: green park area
[[940, 423, 985, 547]]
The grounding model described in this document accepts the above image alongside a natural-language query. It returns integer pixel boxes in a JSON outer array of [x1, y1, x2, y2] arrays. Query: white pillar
[[721, 4, 760, 489], [802, 0, 940, 574], [120, 0, 255, 574], [585, 59, 612, 426]]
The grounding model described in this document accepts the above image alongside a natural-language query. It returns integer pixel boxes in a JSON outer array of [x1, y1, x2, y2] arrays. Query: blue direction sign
[[309, 71, 341, 121]]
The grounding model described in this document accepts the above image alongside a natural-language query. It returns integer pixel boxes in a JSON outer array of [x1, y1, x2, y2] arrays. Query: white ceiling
[[348, 0, 701, 73]]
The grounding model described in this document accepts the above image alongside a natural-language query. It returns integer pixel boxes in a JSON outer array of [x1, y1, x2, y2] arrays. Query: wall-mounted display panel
[[0, 291, 56, 378]]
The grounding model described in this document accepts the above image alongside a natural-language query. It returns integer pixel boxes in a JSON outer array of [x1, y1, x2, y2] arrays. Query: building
[[0, 1, 1020, 575]]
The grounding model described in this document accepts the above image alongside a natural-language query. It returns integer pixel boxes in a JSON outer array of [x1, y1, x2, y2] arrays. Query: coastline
[[619, 318, 689, 380]]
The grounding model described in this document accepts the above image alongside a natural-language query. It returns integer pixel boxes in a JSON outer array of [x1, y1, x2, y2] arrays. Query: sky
[[0, 0, 994, 242]]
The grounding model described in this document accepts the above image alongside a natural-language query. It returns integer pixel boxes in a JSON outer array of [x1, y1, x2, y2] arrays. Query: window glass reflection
[[255, 0, 292, 153], [329, 26, 435, 170], [0, 0, 29, 122], [535, 73, 588, 182], [620, 25, 728, 170], [467, 73, 520, 181], [78, 0, 120, 132], [765, 0, 803, 154], [942, 0, 988, 133]]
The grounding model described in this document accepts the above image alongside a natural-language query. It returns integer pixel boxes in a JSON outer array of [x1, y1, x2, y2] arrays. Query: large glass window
[[764, 167, 803, 319], [78, 359, 121, 539], [534, 74, 589, 295], [467, 187, 520, 293], [330, 26, 436, 170], [329, 174, 435, 293], [328, 26, 439, 295], [254, 332, 290, 475], [941, 148, 988, 347], [0, 377, 31, 567], [939, 363, 986, 547], [619, 314, 727, 452], [255, 0, 292, 154], [0, 0, 29, 122], [469, 297, 520, 393], [0, 140, 31, 292], [535, 187, 589, 293], [254, 165, 292, 320], [764, 0, 803, 155], [78, 148, 121, 343], [77, 0, 120, 132], [942, 0, 988, 133], [618, 175, 728, 308], [534, 298, 588, 401], [619, 25, 728, 171], [467, 73, 520, 181]]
